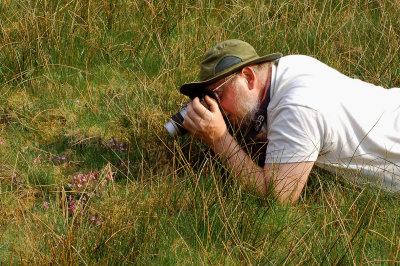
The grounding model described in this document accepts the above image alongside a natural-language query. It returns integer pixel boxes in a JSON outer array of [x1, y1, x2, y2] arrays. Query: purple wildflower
[[70, 203, 77, 213]]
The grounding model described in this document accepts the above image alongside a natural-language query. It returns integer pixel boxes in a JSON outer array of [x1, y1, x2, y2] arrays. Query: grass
[[1, 0, 400, 264]]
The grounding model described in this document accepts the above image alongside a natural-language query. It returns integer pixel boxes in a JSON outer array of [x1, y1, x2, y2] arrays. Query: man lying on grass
[[179, 39, 400, 203]]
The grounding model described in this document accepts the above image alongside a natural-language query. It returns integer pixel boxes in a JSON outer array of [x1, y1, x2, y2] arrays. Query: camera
[[164, 96, 208, 138], [164, 102, 190, 138]]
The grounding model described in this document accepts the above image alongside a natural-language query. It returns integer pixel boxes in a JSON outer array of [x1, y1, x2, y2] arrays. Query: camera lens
[[164, 103, 188, 138]]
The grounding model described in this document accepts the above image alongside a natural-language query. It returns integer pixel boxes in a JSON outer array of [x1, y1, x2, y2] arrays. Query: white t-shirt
[[266, 55, 400, 191]]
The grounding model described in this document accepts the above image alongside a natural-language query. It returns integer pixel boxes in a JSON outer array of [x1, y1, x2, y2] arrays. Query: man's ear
[[240, 66, 257, 90]]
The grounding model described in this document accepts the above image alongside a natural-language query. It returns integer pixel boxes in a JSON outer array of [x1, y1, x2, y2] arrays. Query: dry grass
[[1, 0, 400, 264]]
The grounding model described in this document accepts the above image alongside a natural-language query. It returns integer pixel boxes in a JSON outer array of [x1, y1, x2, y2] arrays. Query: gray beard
[[243, 102, 260, 127], [232, 99, 261, 130]]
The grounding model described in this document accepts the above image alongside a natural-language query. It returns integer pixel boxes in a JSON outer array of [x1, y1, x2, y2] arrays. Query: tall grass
[[1, 0, 400, 264]]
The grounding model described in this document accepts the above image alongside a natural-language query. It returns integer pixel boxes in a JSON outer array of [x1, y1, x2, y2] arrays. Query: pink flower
[[43, 202, 49, 210], [70, 203, 76, 213]]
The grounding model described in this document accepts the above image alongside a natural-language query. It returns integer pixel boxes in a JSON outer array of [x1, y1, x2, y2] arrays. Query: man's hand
[[182, 95, 228, 149]]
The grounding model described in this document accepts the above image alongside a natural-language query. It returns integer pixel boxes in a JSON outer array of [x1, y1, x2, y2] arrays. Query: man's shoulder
[[280, 54, 316, 61], [278, 55, 325, 70], [274, 54, 342, 87], [273, 55, 326, 91], [271, 55, 341, 113]]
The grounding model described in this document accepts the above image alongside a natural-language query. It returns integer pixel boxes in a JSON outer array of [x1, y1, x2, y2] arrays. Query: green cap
[[180, 39, 282, 98]]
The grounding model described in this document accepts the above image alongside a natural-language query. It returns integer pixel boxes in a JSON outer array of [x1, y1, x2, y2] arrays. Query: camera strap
[[245, 65, 272, 139]]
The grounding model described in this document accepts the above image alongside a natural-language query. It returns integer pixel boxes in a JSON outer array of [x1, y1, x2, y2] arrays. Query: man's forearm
[[212, 132, 270, 195]]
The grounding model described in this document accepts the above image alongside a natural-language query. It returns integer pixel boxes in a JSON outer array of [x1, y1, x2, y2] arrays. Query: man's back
[[266, 55, 400, 191]]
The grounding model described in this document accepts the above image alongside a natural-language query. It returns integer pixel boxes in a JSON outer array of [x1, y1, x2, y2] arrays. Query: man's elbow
[[253, 178, 302, 204]]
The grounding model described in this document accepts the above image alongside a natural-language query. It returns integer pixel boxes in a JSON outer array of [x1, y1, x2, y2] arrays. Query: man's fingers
[[186, 102, 204, 125], [184, 113, 208, 139], [182, 113, 197, 133], [192, 97, 210, 117]]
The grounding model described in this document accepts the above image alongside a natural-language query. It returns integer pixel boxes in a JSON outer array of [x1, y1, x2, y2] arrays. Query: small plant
[[33, 153, 68, 167], [108, 137, 128, 152], [67, 166, 113, 226], [12, 173, 25, 189]]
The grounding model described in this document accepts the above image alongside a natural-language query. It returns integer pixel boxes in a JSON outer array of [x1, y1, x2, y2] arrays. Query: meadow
[[1, 0, 400, 264]]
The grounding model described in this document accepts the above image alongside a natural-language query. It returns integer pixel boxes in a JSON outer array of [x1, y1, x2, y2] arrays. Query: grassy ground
[[1, 0, 400, 264]]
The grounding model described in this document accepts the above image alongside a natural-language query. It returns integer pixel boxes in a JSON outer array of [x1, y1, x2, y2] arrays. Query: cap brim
[[180, 53, 282, 98]]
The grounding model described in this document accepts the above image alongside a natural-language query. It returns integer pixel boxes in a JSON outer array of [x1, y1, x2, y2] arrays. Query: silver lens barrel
[[164, 120, 182, 138], [164, 103, 189, 138]]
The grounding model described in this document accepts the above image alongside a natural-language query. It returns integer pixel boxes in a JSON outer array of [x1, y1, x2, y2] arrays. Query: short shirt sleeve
[[265, 105, 325, 164]]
